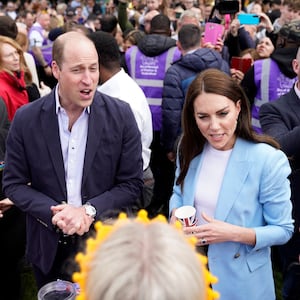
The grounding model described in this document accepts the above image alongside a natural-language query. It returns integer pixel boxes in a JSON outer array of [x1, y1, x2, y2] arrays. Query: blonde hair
[[73, 210, 219, 300]]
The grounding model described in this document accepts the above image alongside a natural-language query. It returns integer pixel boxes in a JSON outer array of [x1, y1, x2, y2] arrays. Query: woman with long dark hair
[[170, 68, 293, 300]]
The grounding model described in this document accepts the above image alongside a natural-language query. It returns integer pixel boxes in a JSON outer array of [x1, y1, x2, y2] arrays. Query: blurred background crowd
[[1, 0, 300, 299]]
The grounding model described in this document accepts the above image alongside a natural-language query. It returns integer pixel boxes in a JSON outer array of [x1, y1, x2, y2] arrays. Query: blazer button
[[234, 253, 240, 259]]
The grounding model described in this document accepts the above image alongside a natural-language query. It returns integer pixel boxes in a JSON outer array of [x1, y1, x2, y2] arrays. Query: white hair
[[86, 221, 206, 300]]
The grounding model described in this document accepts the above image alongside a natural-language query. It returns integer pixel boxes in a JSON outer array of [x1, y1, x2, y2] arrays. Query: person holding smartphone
[[241, 19, 300, 133], [231, 36, 274, 84]]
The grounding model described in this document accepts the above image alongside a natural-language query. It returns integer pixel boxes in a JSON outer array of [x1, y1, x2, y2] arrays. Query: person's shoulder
[[94, 91, 131, 111], [253, 141, 288, 164], [29, 23, 41, 32], [93, 92, 137, 126], [15, 92, 53, 117], [12, 101, 40, 125], [166, 56, 184, 72], [261, 89, 296, 111], [121, 73, 147, 99], [193, 48, 226, 65], [139, 35, 177, 55], [237, 138, 277, 156], [125, 45, 138, 56], [241, 140, 289, 169]]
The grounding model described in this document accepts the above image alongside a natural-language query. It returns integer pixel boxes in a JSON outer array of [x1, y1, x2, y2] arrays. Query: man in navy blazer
[[260, 47, 300, 300], [3, 32, 143, 288]]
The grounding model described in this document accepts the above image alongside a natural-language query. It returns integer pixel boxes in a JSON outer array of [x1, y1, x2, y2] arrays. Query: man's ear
[[177, 40, 183, 52], [276, 36, 286, 48], [292, 58, 300, 76], [51, 61, 59, 80]]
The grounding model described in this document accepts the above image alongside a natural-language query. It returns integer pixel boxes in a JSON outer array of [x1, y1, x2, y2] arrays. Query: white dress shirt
[[55, 86, 89, 207], [97, 68, 152, 170], [294, 80, 300, 99]]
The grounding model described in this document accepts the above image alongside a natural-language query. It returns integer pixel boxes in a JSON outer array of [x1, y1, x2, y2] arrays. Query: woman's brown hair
[[176, 68, 279, 189]]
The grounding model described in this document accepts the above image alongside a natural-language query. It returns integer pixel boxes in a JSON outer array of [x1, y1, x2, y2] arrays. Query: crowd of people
[[0, 0, 300, 299]]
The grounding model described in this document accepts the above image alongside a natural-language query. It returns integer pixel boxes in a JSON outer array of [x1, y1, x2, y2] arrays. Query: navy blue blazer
[[3, 89, 143, 273], [260, 87, 300, 229]]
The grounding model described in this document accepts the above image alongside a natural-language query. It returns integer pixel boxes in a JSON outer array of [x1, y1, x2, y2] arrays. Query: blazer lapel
[[184, 155, 204, 207], [40, 92, 66, 195], [287, 89, 300, 123], [214, 139, 250, 221], [82, 94, 105, 186]]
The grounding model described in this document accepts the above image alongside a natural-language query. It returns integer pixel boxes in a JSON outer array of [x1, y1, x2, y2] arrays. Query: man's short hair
[[179, 9, 201, 23], [89, 31, 120, 70], [178, 24, 201, 50], [99, 14, 118, 34], [0, 16, 18, 39], [65, 6, 76, 18], [150, 14, 171, 36], [270, 0, 281, 5]]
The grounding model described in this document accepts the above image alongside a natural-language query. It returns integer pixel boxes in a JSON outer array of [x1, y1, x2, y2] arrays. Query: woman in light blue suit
[[169, 69, 294, 300]]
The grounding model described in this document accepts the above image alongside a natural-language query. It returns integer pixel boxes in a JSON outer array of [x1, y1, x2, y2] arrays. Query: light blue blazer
[[170, 138, 294, 300]]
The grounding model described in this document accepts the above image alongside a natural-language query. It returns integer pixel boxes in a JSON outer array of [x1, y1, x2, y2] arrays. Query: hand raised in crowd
[[257, 12, 274, 33], [51, 203, 94, 236], [229, 18, 240, 37], [214, 37, 224, 53], [202, 37, 224, 53], [230, 68, 245, 84], [39, 81, 52, 97], [44, 65, 52, 77], [167, 151, 176, 162], [0, 198, 14, 218]]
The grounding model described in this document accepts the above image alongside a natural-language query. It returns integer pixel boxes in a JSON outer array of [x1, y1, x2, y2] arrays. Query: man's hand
[[167, 151, 176, 162], [51, 204, 94, 235], [0, 198, 14, 217]]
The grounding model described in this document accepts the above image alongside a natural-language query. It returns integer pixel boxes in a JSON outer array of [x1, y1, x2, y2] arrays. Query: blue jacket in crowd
[[161, 48, 230, 153]]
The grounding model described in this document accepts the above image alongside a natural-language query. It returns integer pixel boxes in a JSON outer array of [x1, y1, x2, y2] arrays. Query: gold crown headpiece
[[73, 209, 220, 300]]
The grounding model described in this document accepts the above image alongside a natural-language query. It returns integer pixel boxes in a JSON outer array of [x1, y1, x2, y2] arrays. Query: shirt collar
[[294, 81, 300, 100], [55, 84, 91, 114]]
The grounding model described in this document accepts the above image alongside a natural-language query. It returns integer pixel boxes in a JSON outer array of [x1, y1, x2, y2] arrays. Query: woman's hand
[[184, 212, 256, 246], [169, 208, 177, 224], [231, 68, 245, 84]]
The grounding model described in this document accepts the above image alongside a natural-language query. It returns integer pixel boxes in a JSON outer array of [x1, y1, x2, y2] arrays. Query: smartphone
[[217, 0, 240, 15], [237, 14, 260, 25], [203, 22, 224, 45], [230, 57, 252, 73]]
